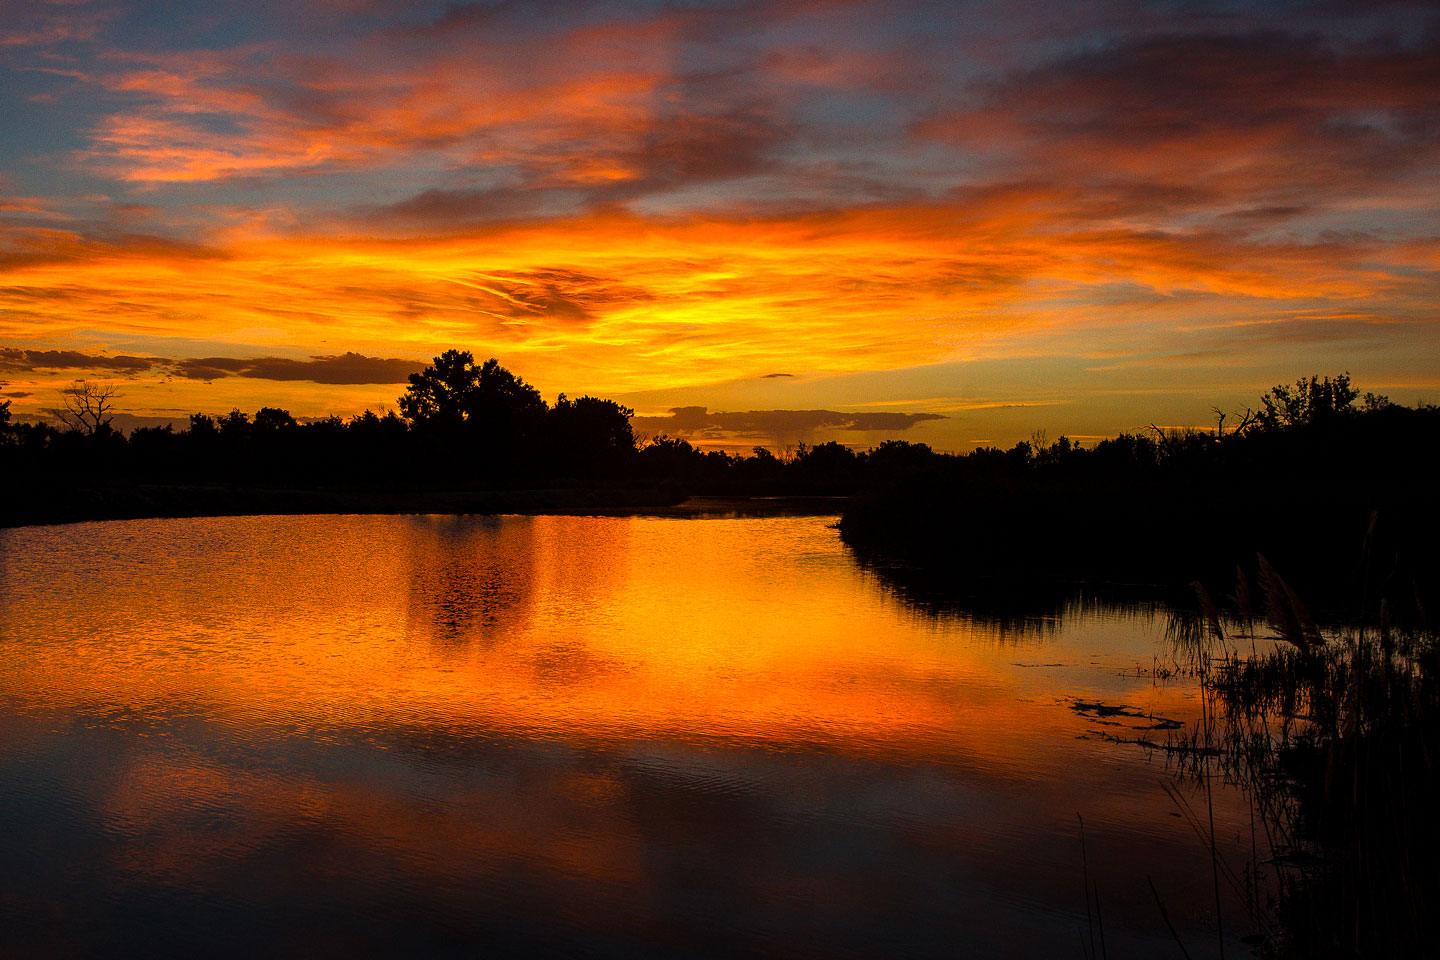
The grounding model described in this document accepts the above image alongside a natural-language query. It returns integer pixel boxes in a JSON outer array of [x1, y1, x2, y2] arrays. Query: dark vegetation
[[0, 350, 935, 526], [839, 374, 1440, 622], [1163, 559, 1439, 958], [821, 373, 1439, 957], [3, 367, 1437, 609]]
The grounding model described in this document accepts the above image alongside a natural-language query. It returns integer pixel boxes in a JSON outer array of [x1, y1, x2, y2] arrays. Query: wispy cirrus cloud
[[2, 193, 1435, 403], [70, 6, 796, 194], [0, 0, 113, 49]]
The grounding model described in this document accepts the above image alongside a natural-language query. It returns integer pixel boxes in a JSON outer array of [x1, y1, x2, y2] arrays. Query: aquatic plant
[[1168, 561, 1439, 958]]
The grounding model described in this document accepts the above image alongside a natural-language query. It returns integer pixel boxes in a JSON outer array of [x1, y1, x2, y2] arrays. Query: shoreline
[[0, 485, 850, 529]]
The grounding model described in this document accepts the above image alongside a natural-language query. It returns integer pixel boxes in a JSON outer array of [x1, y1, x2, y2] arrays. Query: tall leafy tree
[[398, 349, 480, 426], [399, 352, 549, 479], [399, 351, 546, 429], [546, 394, 636, 478]]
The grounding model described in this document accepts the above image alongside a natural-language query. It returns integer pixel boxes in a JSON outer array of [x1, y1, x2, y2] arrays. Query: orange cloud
[[2, 189, 1434, 425], [1, 0, 1436, 440]]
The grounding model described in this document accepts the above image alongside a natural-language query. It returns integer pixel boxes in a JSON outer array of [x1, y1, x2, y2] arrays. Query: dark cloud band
[[0, 349, 423, 385], [173, 352, 425, 385], [632, 405, 945, 437], [0, 348, 156, 373]]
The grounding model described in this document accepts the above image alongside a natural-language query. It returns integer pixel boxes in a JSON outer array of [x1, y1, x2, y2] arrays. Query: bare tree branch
[[54, 380, 122, 436]]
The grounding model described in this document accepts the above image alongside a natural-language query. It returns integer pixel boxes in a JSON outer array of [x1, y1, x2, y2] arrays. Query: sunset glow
[[2, 0, 1437, 448]]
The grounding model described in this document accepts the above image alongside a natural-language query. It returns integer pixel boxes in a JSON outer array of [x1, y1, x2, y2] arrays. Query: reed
[[1167, 560, 1439, 958]]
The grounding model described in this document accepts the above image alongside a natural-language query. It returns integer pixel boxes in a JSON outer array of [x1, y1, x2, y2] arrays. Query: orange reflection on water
[[0, 515, 1194, 760], [0, 514, 1246, 956]]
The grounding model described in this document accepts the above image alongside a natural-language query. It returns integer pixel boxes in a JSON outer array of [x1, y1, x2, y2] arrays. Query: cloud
[[0, 346, 422, 389], [0, 348, 157, 373], [632, 405, 945, 440], [466, 269, 655, 327], [71, 10, 781, 191], [169, 357, 252, 380], [916, 28, 1440, 222], [0, 196, 54, 215], [2, 194, 1435, 408], [358, 104, 788, 226], [0, 219, 225, 272], [0, 1, 111, 48], [172, 352, 423, 384], [1, 0, 1438, 444]]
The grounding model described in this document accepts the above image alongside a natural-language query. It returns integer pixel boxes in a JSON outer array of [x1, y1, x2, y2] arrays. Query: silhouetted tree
[[128, 424, 180, 477], [347, 409, 408, 444], [219, 409, 251, 443], [400, 352, 545, 427], [546, 394, 636, 479], [53, 380, 121, 435], [865, 439, 939, 487], [733, 445, 784, 490], [466, 358, 546, 427], [1257, 373, 1359, 430], [399, 350, 479, 426], [637, 434, 706, 487], [790, 441, 858, 493], [253, 407, 298, 433], [189, 413, 219, 439], [399, 351, 549, 480]]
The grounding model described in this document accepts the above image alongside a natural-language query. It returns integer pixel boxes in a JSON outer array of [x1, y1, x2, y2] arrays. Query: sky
[[0, 0, 1437, 451]]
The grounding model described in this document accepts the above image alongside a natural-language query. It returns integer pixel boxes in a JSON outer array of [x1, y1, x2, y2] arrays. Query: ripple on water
[[0, 514, 1250, 957]]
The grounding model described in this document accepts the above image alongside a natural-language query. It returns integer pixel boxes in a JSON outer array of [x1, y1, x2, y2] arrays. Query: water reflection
[[405, 515, 539, 647], [0, 515, 1251, 957], [851, 554, 1184, 643]]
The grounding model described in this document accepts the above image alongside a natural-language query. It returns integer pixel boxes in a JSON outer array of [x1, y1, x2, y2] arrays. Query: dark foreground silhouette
[[1161, 578, 1440, 959], [839, 375, 1439, 624], [0, 350, 864, 526]]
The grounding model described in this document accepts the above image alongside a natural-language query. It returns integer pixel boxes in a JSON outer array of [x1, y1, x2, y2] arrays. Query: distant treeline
[[3, 361, 1437, 611], [0, 350, 946, 497], [838, 374, 1440, 619]]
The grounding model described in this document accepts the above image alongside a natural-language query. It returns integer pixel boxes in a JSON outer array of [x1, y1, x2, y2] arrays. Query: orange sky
[[2, 0, 1437, 449]]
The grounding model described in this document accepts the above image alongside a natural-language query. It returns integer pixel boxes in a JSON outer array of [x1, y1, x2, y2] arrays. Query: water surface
[[0, 514, 1251, 957]]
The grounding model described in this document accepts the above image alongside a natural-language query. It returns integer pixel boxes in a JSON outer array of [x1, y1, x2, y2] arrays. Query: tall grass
[[1169, 557, 1439, 958]]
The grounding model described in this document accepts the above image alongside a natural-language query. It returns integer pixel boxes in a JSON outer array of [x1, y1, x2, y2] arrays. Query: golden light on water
[[0, 514, 1254, 953], [0, 515, 1198, 757]]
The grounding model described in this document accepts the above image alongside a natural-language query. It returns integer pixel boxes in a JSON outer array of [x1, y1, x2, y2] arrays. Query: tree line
[[0, 361, 1433, 501], [3, 360, 1437, 605], [836, 374, 1440, 618], [0, 350, 940, 495]]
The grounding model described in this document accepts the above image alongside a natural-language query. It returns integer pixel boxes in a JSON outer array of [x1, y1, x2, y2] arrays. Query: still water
[[0, 514, 1251, 957]]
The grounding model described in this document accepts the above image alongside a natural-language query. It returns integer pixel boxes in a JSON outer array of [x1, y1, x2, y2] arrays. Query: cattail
[[1258, 553, 1309, 652], [1233, 565, 1255, 623]]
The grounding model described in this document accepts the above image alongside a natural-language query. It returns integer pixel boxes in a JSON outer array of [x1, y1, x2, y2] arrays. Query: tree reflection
[[404, 515, 539, 648]]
